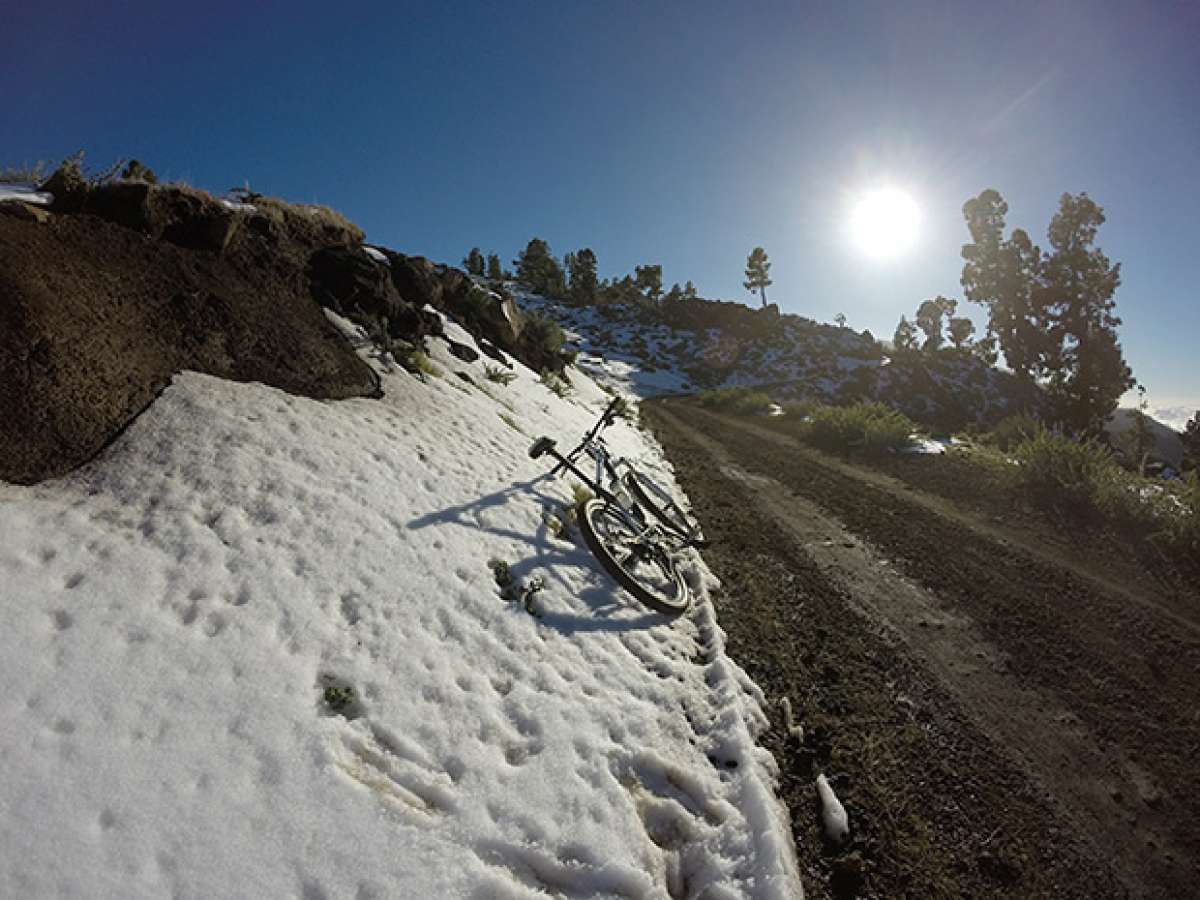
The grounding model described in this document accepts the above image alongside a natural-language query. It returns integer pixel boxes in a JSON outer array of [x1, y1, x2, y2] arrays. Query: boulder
[[387, 253, 443, 309], [476, 287, 524, 348]]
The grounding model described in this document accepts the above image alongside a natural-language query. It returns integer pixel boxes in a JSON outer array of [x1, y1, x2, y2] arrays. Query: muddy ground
[[644, 400, 1200, 899]]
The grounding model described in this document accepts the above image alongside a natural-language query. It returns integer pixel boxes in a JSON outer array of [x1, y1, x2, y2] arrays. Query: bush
[[986, 413, 1041, 451], [801, 402, 916, 454], [519, 312, 569, 373], [484, 365, 516, 386], [1012, 429, 1117, 514], [1156, 471, 1200, 555], [540, 370, 571, 398], [698, 387, 773, 415]]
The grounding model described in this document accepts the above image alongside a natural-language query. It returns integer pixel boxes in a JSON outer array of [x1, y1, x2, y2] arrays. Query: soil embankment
[[645, 399, 1199, 898]]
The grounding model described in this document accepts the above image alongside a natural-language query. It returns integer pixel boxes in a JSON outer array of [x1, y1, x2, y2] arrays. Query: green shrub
[[520, 312, 567, 372], [401, 350, 439, 380], [986, 413, 1041, 451], [540, 370, 571, 398], [1012, 429, 1117, 514], [698, 387, 773, 416], [484, 365, 516, 386], [801, 402, 916, 454]]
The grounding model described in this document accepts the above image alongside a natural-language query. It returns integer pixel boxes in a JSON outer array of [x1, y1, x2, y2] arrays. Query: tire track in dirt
[[645, 400, 1198, 898]]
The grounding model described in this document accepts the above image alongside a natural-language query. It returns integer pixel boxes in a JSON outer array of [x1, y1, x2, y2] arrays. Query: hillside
[[517, 291, 1028, 432], [0, 181, 800, 897]]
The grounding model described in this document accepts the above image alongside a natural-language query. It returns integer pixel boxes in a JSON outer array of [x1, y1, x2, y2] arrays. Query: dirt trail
[[644, 400, 1199, 899]]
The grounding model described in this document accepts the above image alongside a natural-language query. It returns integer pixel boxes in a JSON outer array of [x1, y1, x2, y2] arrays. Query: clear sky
[[6, 0, 1197, 419]]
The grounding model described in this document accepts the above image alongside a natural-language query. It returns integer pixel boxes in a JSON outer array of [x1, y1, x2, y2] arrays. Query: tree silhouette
[[568, 248, 598, 305], [463, 247, 485, 276], [486, 253, 503, 281], [892, 316, 919, 353], [947, 316, 975, 350], [743, 248, 772, 308]]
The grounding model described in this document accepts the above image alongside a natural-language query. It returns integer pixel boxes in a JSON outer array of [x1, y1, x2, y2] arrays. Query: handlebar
[[549, 397, 624, 476]]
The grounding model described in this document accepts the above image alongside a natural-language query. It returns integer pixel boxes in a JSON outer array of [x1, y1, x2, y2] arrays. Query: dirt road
[[644, 400, 1200, 899]]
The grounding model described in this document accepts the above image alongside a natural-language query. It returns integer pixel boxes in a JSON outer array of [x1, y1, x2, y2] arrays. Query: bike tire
[[578, 498, 690, 617], [623, 470, 699, 540]]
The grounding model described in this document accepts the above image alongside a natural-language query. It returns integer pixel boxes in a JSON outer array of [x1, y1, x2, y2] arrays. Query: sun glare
[[849, 188, 920, 260]]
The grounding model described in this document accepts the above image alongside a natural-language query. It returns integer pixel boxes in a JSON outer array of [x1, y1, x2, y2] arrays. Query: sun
[[848, 187, 920, 259]]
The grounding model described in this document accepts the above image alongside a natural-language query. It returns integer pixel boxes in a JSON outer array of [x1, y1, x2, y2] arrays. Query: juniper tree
[[743, 247, 772, 308]]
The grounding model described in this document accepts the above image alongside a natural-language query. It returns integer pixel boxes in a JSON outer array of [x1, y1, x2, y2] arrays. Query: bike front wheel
[[578, 498, 690, 617]]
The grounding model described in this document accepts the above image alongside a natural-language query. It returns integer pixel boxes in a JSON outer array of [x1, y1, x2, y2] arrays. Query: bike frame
[[539, 399, 696, 555]]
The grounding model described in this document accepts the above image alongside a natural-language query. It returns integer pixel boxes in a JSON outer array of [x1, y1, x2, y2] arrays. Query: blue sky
[[6, 0, 1197, 417]]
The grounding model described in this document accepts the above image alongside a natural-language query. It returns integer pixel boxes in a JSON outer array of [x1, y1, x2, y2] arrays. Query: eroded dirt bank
[[645, 399, 1199, 898]]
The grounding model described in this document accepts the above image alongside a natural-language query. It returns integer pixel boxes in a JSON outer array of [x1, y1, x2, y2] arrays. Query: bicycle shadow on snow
[[407, 475, 666, 634]]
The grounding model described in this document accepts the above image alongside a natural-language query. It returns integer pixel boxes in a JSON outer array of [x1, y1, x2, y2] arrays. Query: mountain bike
[[528, 397, 707, 616]]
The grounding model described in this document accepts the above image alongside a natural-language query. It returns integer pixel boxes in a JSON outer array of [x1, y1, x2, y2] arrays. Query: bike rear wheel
[[578, 498, 690, 617]]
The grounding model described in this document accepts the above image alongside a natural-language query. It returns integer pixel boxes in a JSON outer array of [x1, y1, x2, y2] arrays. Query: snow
[[0, 183, 53, 206], [0, 313, 800, 897], [814, 775, 849, 846], [363, 245, 389, 263], [218, 198, 257, 213]]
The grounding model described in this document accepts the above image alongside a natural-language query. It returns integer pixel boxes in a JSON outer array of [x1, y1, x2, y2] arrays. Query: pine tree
[[960, 190, 1047, 382], [960, 189, 1133, 433], [486, 253, 503, 281], [567, 248, 598, 305], [463, 247, 485, 276], [915, 296, 956, 352], [1040, 192, 1133, 433], [514, 238, 567, 298], [635, 265, 663, 304], [892, 316, 919, 353], [743, 248, 772, 308], [947, 316, 975, 350], [1182, 411, 1200, 470]]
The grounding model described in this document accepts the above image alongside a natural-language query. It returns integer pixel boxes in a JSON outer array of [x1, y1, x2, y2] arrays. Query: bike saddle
[[529, 437, 556, 459]]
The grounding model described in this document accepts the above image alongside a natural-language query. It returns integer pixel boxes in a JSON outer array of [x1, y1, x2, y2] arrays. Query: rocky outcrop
[[307, 246, 443, 345], [0, 210, 379, 485], [86, 181, 241, 253]]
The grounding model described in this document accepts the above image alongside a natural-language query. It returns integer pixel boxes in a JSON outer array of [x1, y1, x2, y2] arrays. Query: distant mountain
[[1104, 408, 1185, 469]]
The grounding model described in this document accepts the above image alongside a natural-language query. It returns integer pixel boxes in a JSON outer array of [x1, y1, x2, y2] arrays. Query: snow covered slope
[[0, 313, 799, 898]]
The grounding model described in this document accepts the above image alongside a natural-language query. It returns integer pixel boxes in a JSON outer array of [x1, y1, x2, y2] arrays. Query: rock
[[0, 201, 50, 223], [388, 253, 443, 309], [444, 338, 480, 363], [86, 182, 241, 253], [477, 286, 524, 348], [0, 212, 379, 485], [309, 245, 404, 321]]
